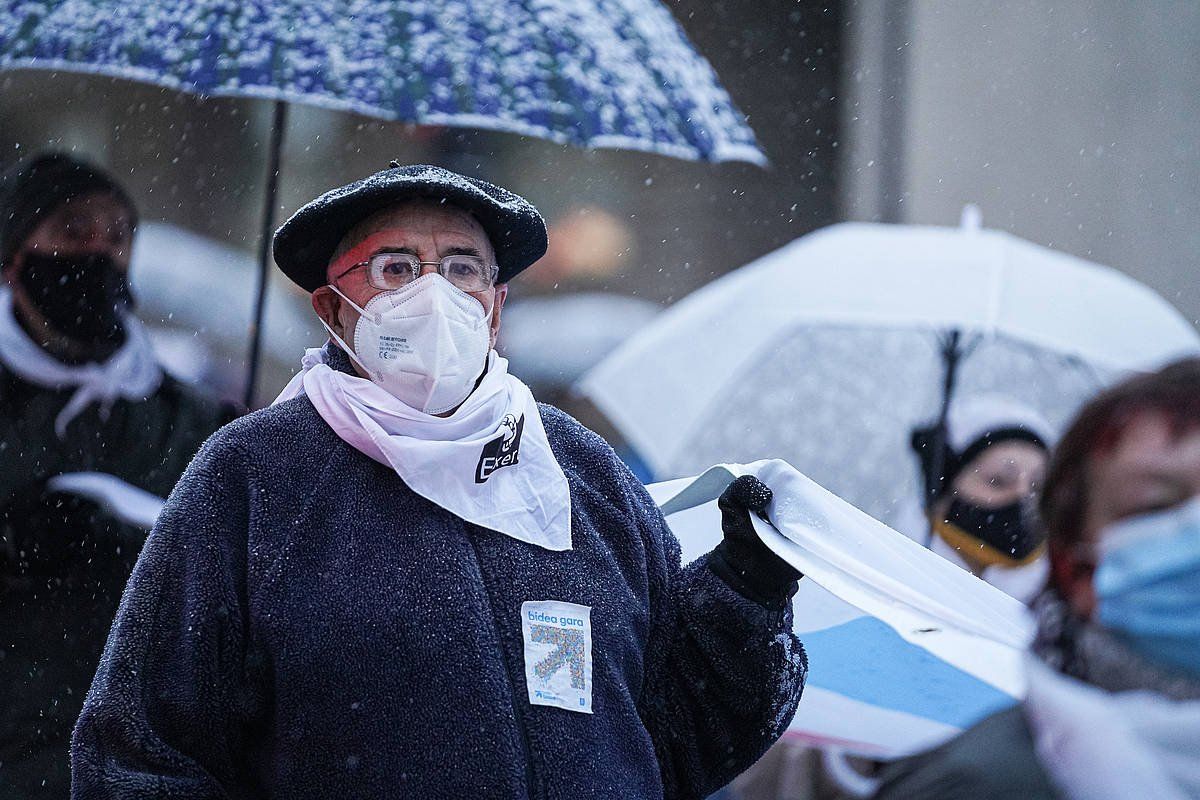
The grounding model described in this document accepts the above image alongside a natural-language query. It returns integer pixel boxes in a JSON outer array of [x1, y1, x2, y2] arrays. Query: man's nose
[[417, 262, 440, 278]]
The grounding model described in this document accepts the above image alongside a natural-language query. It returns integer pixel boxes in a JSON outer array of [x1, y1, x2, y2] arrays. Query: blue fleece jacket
[[71, 377, 806, 799]]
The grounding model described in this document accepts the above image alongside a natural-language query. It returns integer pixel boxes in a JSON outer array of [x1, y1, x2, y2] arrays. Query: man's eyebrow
[[366, 245, 485, 258], [369, 245, 419, 258], [442, 245, 484, 258]]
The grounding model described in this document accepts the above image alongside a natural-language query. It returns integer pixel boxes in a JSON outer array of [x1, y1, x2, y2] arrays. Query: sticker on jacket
[[520, 600, 593, 714]]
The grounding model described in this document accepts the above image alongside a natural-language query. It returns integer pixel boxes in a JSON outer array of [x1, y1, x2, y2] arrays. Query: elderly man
[[72, 164, 807, 799], [875, 358, 1200, 800], [0, 153, 235, 796]]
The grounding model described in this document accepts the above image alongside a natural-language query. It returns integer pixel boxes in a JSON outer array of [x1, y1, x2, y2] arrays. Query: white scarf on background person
[[0, 287, 162, 438], [274, 347, 572, 551], [1025, 656, 1200, 800]]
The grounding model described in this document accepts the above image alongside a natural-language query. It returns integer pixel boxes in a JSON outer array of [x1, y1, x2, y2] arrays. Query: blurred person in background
[[0, 153, 237, 796], [71, 164, 806, 799], [718, 397, 1055, 800], [908, 396, 1053, 603], [874, 359, 1200, 800]]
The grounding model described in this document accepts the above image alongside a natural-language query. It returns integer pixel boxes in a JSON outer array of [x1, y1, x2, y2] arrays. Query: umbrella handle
[[244, 100, 288, 409]]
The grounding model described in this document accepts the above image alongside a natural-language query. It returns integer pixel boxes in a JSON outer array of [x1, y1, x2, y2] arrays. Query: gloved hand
[[709, 474, 803, 609]]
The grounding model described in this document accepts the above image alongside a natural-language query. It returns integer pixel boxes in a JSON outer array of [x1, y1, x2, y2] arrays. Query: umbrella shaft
[[245, 101, 289, 408]]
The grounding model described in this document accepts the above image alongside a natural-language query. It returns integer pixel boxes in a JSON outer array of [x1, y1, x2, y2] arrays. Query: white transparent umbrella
[[579, 220, 1200, 529]]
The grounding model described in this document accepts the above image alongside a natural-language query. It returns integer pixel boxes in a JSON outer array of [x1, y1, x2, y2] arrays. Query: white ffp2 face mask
[[321, 274, 493, 414]]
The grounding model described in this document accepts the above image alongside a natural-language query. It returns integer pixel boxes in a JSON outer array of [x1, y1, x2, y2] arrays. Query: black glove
[[709, 475, 803, 609]]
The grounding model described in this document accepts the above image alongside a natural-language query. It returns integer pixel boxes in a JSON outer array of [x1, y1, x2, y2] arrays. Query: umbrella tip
[[960, 204, 983, 232]]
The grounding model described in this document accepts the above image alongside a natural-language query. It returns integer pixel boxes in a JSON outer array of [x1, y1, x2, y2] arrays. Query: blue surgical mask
[[1095, 496, 1200, 679]]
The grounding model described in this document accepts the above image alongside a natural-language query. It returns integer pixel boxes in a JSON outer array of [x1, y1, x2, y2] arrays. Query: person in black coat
[[70, 164, 809, 799], [0, 153, 237, 796]]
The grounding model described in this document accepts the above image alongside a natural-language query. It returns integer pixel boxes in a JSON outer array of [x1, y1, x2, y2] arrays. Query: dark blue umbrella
[[0, 0, 764, 403]]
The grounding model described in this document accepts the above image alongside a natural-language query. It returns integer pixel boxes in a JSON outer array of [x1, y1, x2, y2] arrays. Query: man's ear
[[489, 283, 508, 349], [312, 286, 344, 339]]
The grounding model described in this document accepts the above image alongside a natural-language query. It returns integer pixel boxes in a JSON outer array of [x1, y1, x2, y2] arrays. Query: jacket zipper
[[465, 531, 540, 800]]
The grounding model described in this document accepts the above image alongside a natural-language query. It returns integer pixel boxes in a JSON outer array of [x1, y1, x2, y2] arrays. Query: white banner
[[651, 459, 1033, 758]]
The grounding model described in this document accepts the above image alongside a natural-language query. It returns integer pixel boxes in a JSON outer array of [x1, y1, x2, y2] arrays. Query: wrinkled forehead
[[329, 199, 494, 271]]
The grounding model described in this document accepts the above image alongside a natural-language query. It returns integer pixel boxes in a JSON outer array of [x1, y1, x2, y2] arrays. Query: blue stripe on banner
[[802, 617, 1017, 728]]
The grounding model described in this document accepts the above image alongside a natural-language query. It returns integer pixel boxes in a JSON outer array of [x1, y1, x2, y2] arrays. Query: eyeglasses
[[336, 252, 500, 293]]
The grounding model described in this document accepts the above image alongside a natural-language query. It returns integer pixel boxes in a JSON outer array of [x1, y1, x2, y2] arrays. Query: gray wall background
[[842, 0, 1200, 325]]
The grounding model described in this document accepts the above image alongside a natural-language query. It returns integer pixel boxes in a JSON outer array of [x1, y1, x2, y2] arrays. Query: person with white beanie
[[908, 395, 1055, 603]]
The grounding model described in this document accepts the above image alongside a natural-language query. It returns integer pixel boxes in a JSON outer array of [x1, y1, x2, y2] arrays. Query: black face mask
[[17, 251, 134, 345], [941, 497, 1045, 564]]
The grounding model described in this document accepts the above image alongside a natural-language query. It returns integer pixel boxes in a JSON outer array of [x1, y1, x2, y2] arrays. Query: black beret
[[272, 163, 547, 292], [0, 152, 137, 268]]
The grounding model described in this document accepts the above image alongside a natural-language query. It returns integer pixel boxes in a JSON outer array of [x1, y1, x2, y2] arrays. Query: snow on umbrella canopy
[[0, 0, 764, 404], [0, 0, 764, 164]]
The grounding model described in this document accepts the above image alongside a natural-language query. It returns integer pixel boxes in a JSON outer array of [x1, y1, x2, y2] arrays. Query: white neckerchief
[[0, 287, 163, 438], [1024, 656, 1200, 800], [273, 347, 572, 551]]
